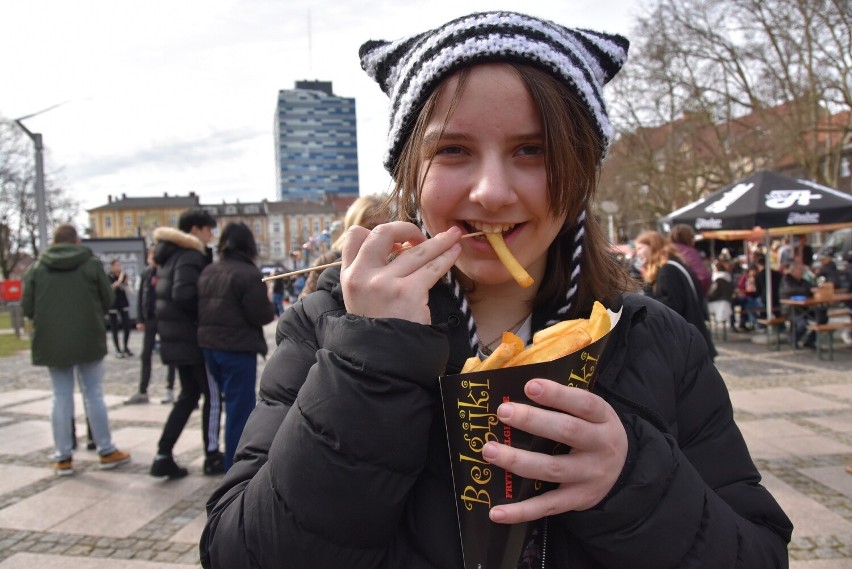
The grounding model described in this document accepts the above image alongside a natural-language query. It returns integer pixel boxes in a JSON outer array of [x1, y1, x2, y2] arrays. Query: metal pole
[[13, 120, 49, 252]]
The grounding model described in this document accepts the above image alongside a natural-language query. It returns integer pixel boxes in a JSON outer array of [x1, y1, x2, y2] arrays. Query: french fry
[[532, 317, 588, 345], [477, 332, 525, 371], [461, 356, 482, 373], [504, 328, 592, 368], [484, 232, 534, 288], [586, 301, 611, 343]]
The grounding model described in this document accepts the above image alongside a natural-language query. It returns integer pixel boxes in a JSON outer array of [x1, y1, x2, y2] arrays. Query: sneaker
[[99, 449, 131, 470], [160, 389, 175, 404], [53, 459, 74, 476], [115, 351, 125, 359], [203, 451, 226, 475], [124, 392, 149, 405], [124, 349, 134, 357], [86, 440, 96, 451], [150, 455, 188, 480]]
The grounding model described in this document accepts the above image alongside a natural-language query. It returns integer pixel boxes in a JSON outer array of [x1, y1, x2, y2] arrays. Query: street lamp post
[[13, 102, 68, 254], [13, 120, 49, 253], [600, 200, 620, 243]]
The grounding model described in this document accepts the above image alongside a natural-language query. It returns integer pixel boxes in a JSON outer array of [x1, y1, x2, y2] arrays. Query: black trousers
[[108, 308, 131, 352], [156, 362, 221, 457], [139, 320, 175, 394]]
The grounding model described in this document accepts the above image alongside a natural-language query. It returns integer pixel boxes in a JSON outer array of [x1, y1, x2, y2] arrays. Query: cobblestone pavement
[[0, 323, 850, 568]]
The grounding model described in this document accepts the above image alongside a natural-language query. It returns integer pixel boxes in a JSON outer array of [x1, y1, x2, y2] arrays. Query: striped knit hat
[[359, 10, 629, 174], [359, 12, 628, 350]]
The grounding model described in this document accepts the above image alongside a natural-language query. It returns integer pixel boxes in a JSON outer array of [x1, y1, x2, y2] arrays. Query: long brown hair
[[635, 230, 682, 284], [391, 63, 636, 314]]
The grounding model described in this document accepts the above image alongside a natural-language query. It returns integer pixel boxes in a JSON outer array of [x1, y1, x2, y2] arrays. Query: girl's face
[[419, 64, 566, 289], [634, 242, 651, 263], [111, 261, 122, 275]]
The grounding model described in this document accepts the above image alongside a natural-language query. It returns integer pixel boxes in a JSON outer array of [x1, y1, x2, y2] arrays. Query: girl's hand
[[482, 378, 628, 524], [341, 222, 462, 325]]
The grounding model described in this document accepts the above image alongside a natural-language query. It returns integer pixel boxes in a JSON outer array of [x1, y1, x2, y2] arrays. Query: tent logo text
[[696, 218, 723, 229], [765, 190, 822, 209], [704, 182, 753, 214], [787, 212, 820, 224]]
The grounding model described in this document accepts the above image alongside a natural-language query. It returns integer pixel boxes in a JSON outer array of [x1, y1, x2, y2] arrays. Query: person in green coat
[[22, 224, 131, 476]]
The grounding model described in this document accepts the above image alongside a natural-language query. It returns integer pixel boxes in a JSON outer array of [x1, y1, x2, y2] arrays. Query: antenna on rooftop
[[307, 9, 313, 77]]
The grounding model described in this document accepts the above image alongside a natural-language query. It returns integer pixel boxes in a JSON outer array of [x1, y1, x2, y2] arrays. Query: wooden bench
[[807, 322, 852, 360], [757, 317, 787, 351], [827, 307, 851, 320]]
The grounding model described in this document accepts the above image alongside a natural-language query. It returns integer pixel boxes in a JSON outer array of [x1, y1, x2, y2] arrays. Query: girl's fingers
[[340, 225, 372, 268]]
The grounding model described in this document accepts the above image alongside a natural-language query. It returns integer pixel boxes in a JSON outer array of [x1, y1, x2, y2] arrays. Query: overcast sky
[[2, 0, 641, 226]]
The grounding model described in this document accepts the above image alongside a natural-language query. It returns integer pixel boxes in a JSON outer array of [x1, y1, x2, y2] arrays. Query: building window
[[105, 216, 112, 229], [225, 205, 238, 215], [125, 214, 133, 228], [272, 221, 281, 234], [254, 220, 262, 234], [169, 214, 178, 227]]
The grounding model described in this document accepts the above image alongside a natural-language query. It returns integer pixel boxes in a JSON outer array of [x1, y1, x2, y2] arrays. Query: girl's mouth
[[464, 221, 521, 239]]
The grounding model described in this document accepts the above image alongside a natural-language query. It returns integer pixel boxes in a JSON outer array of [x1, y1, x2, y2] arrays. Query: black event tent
[[660, 170, 852, 235], [659, 170, 852, 321]]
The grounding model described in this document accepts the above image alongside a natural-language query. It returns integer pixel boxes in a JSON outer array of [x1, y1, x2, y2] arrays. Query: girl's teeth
[[471, 222, 515, 233]]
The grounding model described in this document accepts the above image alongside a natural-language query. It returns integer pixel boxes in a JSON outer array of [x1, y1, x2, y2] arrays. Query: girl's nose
[[468, 157, 518, 211]]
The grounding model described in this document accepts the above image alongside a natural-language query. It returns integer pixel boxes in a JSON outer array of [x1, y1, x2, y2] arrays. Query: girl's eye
[[517, 145, 543, 156], [435, 145, 465, 155]]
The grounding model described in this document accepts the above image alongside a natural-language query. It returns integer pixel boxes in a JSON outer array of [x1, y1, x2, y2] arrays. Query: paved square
[[730, 387, 849, 415], [0, 472, 207, 538]]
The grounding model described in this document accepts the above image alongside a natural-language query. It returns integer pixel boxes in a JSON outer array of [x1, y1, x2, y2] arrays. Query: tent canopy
[[660, 171, 852, 238]]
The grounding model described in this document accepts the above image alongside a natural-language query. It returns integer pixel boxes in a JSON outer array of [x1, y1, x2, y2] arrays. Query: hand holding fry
[[341, 222, 462, 324]]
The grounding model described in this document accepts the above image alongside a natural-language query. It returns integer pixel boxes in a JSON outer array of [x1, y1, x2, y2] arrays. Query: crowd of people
[[22, 208, 287, 480], [616, 223, 852, 352]]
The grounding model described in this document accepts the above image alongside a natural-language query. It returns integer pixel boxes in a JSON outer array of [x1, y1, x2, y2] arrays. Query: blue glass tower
[[275, 81, 359, 201]]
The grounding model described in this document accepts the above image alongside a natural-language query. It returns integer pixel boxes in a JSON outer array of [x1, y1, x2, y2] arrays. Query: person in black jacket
[[107, 259, 133, 357], [150, 209, 224, 479], [201, 11, 791, 568], [125, 247, 176, 405], [635, 230, 717, 360], [198, 223, 274, 471]]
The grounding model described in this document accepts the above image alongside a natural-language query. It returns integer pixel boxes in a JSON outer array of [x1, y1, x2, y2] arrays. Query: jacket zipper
[[540, 517, 549, 569]]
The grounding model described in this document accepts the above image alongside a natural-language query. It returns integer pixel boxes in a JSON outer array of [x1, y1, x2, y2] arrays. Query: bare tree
[[0, 117, 78, 278], [599, 0, 852, 232]]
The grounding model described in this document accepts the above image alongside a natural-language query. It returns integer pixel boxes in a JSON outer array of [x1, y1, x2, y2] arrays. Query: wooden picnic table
[[780, 292, 852, 350]]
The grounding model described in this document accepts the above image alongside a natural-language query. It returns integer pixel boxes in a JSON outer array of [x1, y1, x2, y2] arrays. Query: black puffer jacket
[[197, 252, 275, 356], [153, 227, 211, 366], [201, 268, 791, 569], [651, 259, 717, 360]]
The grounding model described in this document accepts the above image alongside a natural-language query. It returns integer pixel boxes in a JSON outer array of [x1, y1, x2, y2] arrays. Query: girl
[[202, 11, 790, 568], [634, 230, 717, 360]]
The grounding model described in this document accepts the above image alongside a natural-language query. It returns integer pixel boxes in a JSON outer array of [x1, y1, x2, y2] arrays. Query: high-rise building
[[275, 81, 359, 201]]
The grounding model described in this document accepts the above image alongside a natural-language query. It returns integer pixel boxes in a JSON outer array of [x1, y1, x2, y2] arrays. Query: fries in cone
[[439, 301, 621, 569]]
